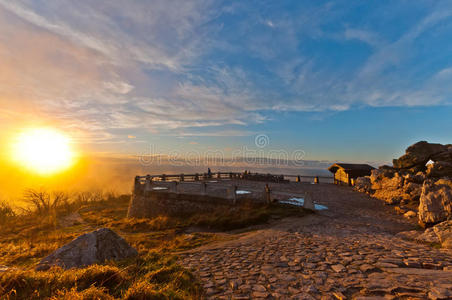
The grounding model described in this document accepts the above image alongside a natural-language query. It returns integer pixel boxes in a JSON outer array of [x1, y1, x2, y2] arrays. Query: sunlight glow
[[12, 128, 74, 175]]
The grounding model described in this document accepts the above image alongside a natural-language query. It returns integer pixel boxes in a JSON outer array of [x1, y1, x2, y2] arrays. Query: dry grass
[[0, 189, 307, 299], [0, 252, 202, 299]]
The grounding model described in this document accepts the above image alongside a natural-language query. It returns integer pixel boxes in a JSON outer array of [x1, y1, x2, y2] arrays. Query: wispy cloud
[[0, 0, 452, 147]]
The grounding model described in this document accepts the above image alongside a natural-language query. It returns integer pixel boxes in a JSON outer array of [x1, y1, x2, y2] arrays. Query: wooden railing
[[135, 172, 333, 183]]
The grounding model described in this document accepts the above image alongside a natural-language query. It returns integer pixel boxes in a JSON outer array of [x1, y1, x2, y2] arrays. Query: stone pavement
[[179, 183, 452, 299]]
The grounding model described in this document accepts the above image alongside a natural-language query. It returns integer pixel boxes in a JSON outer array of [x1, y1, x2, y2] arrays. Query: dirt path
[[179, 183, 452, 299]]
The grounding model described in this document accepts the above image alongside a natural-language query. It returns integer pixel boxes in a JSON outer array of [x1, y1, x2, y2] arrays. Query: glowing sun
[[12, 128, 75, 175]]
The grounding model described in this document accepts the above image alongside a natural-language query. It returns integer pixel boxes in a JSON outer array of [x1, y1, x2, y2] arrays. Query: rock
[[404, 211, 417, 218], [393, 141, 447, 169], [252, 284, 266, 292], [431, 146, 452, 163], [59, 212, 84, 227], [354, 176, 371, 193], [382, 267, 452, 277], [418, 179, 452, 226], [251, 291, 269, 298], [404, 172, 426, 184], [396, 228, 441, 244], [332, 291, 347, 300], [373, 190, 402, 205], [426, 161, 452, 178], [331, 264, 345, 273], [403, 182, 422, 201], [370, 169, 397, 190], [394, 206, 407, 215], [36, 228, 138, 270], [429, 286, 452, 299], [432, 220, 452, 249], [378, 172, 403, 188], [370, 170, 406, 204], [418, 227, 441, 244]]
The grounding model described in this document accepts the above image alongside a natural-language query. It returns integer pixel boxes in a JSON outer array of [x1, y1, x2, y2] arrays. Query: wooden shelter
[[328, 163, 375, 186]]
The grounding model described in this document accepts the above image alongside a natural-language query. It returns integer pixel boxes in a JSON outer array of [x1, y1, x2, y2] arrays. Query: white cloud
[[0, 0, 452, 146], [344, 28, 382, 47], [266, 20, 275, 28]]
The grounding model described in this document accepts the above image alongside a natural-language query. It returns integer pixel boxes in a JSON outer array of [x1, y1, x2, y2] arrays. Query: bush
[[23, 189, 69, 216], [0, 201, 15, 224]]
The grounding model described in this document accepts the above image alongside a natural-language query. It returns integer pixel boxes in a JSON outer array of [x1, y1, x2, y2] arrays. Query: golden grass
[[0, 190, 307, 299], [0, 252, 202, 299]]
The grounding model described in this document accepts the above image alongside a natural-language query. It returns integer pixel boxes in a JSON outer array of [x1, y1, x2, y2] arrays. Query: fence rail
[[133, 176, 318, 207], [135, 172, 333, 183]]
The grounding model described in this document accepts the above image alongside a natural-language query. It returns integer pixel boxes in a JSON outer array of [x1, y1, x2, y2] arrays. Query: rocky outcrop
[[393, 141, 447, 169], [433, 220, 452, 248], [36, 228, 137, 270], [426, 161, 452, 178], [397, 220, 452, 249], [431, 146, 452, 163], [396, 227, 440, 244], [368, 169, 411, 204], [354, 176, 371, 193], [418, 179, 452, 227], [355, 141, 452, 227]]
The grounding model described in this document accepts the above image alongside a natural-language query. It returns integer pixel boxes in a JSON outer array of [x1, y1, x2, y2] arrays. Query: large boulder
[[354, 176, 371, 193], [426, 161, 452, 178], [431, 146, 452, 163], [397, 220, 452, 248], [403, 171, 425, 184], [393, 141, 447, 169], [418, 179, 452, 227], [396, 227, 440, 244], [370, 168, 398, 190], [433, 220, 452, 248], [402, 182, 422, 202], [370, 170, 406, 204], [36, 228, 138, 270]]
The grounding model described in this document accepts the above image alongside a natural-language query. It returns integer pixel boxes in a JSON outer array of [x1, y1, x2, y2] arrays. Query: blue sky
[[0, 0, 451, 164]]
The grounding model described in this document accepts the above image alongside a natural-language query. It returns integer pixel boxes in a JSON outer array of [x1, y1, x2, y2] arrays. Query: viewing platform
[[128, 171, 333, 218]]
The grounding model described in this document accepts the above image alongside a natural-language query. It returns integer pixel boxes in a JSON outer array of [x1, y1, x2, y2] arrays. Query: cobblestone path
[[179, 183, 452, 299]]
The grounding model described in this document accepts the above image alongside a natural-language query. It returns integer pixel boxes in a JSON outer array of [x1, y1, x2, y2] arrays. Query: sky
[[1, 0, 452, 165]]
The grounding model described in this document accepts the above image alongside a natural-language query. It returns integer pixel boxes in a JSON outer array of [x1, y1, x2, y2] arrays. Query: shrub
[[23, 189, 69, 216], [0, 201, 15, 224]]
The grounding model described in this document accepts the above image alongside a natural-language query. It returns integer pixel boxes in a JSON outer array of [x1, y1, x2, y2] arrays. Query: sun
[[12, 128, 75, 175]]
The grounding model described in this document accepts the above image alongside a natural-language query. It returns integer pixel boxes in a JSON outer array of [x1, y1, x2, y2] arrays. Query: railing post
[[231, 185, 237, 205], [144, 175, 152, 193], [194, 173, 199, 181], [229, 172, 233, 179], [266, 184, 272, 204], [296, 175, 301, 183], [161, 174, 166, 181], [314, 176, 319, 184], [134, 176, 141, 194], [170, 181, 178, 193], [303, 192, 315, 210], [201, 182, 207, 195], [217, 172, 221, 179], [180, 174, 184, 182]]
